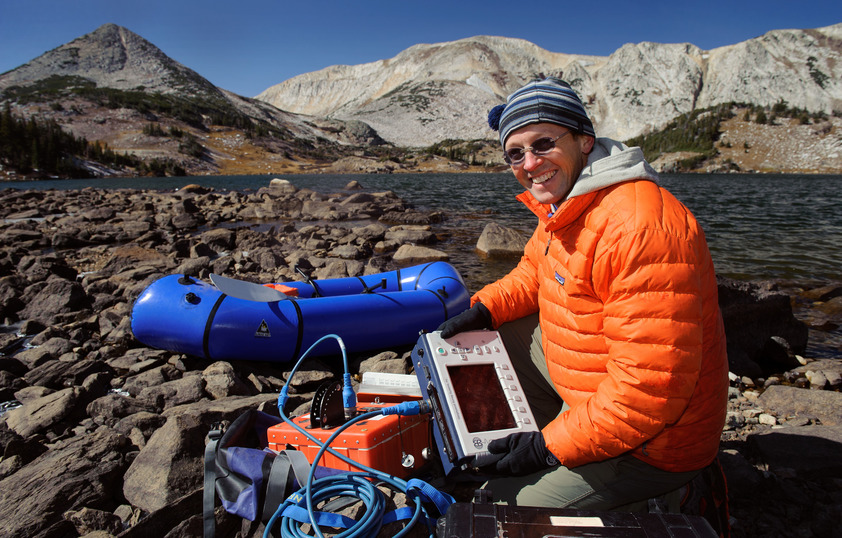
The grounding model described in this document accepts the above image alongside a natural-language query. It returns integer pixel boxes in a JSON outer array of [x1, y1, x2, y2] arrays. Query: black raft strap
[[203, 422, 225, 538], [262, 450, 313, 523], [203, 294, 227, 361]]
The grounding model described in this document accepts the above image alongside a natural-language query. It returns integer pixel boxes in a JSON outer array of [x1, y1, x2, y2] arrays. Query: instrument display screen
[[447, 363, 516, 433]]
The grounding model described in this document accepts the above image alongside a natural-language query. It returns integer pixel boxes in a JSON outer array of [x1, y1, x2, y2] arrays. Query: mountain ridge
[[1, 23, 840, 178], [256, 25, 842, 146]]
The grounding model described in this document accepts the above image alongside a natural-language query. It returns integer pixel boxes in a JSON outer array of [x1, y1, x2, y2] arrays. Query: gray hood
[[566, 138, 659, 200]]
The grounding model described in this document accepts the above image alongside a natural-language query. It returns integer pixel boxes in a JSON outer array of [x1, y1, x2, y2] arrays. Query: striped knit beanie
[[488, 77, 595, 147]]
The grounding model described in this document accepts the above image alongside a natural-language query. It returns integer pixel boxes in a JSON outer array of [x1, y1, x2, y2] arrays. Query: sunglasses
[[503, 132, 570, 165]]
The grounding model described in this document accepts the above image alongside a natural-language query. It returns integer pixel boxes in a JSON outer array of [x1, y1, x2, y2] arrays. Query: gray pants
[[487, 314, 698, 511]]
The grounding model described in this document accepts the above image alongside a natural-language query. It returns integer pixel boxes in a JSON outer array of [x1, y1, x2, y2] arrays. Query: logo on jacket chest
[[554, 271, 565, 286]]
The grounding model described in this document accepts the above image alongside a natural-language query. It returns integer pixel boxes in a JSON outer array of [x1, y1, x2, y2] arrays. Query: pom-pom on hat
[[488, 77, 594, 147]]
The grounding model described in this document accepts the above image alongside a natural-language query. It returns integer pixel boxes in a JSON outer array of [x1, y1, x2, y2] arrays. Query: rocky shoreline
[[0, 180, 840, 537]]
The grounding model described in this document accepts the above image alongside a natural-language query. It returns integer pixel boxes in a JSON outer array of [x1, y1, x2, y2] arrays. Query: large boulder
[[18, 279, 91, 324], [475, 222, 527, 258], [717, 277, 809, 377], [121, 414, 207, 513], [0, 427, 131, 538], [391, 244, 449, 266], [122, 395, 277, 513], [756, 384, 842, 426], [5, 387, 81, 438], [748, 425, 842, 479]]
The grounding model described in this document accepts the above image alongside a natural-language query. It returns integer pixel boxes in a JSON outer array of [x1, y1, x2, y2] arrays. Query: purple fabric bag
[[203, 410, 312, 537]]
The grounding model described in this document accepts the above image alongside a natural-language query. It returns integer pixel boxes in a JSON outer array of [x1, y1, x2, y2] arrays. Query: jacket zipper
[[545, 204, 558, 256]]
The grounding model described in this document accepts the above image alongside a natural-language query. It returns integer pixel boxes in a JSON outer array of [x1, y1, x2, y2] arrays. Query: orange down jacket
[[472, 142, 729, 473]]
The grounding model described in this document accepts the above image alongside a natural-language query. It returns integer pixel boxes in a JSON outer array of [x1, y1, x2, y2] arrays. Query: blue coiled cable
[[265, 334, 450, 538]]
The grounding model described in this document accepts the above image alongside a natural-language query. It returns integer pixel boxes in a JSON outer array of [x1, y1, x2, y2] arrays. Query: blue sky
[[1, 0, 840, 98]]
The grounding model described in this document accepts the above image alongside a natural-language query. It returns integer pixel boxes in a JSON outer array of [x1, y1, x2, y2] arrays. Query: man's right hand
[[436, 303, 493, 338]]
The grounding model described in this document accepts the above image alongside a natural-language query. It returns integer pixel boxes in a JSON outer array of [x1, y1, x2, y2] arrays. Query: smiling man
[[438, 77, 729, 512]]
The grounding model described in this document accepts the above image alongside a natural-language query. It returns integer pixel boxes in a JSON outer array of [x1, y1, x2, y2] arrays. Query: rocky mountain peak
[[0, 23, 217, 97]]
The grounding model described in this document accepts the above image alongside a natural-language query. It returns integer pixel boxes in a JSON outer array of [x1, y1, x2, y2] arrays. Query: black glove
[[485, 431, 559, 476], [437, 303, 492, 338]]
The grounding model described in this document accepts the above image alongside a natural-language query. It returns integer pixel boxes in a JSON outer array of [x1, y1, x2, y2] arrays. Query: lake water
[[7, 172, 841, 292]]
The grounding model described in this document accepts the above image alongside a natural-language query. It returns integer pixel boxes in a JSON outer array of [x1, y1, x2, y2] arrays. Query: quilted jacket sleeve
[[470, 227, 544, 326]]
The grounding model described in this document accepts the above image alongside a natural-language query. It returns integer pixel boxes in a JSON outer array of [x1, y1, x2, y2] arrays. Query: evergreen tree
[[0, 107, 141, 176]]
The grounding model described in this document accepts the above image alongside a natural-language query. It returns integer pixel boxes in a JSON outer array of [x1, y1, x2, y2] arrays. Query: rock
[[324, 156, 397, 174], [0, 427, 46, 476], [256, 26, 842, 159], [0, 427, 131, 538], [826, 369, 842, 389], [755, 384, 842, 426], [391, 244, 449, 265], [352, 222, 389, 242], [800, 284, 842, 302], [200, 228, 236, 252], [122, 364, 181, 397], [176, 184, 209, 195], [329, 244, 365, 260], [341, 192, 377, 206], [269, 178, 297, 192], [113, 411, 167, 443], [357, 351, 410, 375], [17, 254, 77, 282], [718, 449, 763, 499], [24, 357, 113, 390], [475, 222, 527, 257], [98, 245, 174, 277], [805, 370, 828, 390], [385, 226, 437, 245], [748, 425, 842, 478], [313, 259, 362, 279], [282, 363, 334, 393], [717, 277, 809, 377], [18, 279, 92, 324], [757, 413, 777, 426], [5, 387, 80, 438], [176, 255, 211, 277], [121, 395, 278, 513], [0, 356, 27, 377], [121, 487, 245, 538], [137, 375, 206, 410], [814, 295, 842, 317], [202, 361, 253, 399], [380, 209, 442, 226], [65, 506, 124, 535], [13, 384, 54, 403], [87, 393, 158, 426], [122, 414, 206, 513], [14, 336, 75, 369], [0, 370, 26, 401]]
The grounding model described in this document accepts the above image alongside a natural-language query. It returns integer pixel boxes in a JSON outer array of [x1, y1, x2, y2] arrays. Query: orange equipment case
[[267, 402, 431, 478]]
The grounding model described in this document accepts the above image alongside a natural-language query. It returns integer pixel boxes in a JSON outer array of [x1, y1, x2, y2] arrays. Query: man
[[438, 77, 729, 511]]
